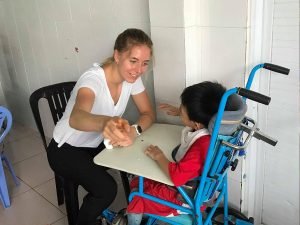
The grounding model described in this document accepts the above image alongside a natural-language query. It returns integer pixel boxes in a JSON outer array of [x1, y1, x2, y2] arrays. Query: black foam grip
[[263, 63, 290, 75], [238, 88, 271, 105]]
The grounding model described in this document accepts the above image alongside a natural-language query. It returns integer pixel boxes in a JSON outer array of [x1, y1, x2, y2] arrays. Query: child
[[126, 81, 226, 225]]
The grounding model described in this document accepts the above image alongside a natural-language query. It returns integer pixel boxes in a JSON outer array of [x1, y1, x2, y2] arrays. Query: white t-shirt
[[53, 63, 145, 148]]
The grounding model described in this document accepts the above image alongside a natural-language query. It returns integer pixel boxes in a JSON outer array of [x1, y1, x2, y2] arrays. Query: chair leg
[[120, 171, 130, 204], [0, 157, 10, 208], [64, 179, 79, 225], [55, 174, 65, 205], [1, 153, 20, 186]]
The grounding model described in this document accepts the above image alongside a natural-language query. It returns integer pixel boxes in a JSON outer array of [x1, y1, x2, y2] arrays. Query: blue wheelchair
[[101, 63, 289, 225]]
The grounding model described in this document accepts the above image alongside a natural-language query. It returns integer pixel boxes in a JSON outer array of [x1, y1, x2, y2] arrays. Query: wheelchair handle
[[263, 63, 290, 75], [238, 88, 271, 105], [246, 63, 290, 90]]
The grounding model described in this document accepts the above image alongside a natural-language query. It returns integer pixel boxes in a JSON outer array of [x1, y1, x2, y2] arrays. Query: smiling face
[[114, 44, 151, 83]]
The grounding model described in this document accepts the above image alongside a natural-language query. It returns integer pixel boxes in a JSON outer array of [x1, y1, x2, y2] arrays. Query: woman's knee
[[106, 179, 118, 202], [104, 176, 118, 199], [91, 171, 118, 200]]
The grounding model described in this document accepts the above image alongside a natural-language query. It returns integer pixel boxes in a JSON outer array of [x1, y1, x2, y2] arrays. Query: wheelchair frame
[[101, 63, 289, 225]]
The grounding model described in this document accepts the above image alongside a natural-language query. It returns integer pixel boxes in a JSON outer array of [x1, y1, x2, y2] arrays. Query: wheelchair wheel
[[211, 207, 249, 225]]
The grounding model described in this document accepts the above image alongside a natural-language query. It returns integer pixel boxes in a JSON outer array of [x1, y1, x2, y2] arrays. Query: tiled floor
[[0, 123, 127, 225]]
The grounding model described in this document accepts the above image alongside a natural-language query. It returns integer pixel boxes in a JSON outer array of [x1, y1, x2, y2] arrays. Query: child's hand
[[144, 145, 164, 161], [159, 103, 180, 116], [145, 145, 170, 175]]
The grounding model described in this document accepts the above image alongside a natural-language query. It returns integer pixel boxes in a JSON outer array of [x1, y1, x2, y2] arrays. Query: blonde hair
[[101, 28, 153, 67]]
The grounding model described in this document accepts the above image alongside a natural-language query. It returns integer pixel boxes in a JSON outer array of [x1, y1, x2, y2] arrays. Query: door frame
[[242, 0, 274, 224]]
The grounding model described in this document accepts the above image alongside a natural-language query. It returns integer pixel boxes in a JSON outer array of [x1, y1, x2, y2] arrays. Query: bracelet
[[131, 124, 142, 136]]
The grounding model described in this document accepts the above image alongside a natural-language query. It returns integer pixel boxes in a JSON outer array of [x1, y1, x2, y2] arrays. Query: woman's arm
[[132, 90, 155, 131], [69, 87, 130, 142], [69, 87, 107, 131]]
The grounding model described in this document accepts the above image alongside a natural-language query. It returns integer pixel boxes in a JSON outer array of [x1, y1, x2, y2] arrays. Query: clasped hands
[[103, 117, 135, 147], [103, 104, 179, 150]]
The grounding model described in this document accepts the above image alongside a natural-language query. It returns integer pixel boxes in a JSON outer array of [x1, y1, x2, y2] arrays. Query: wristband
[[132, 124, 142, 136]]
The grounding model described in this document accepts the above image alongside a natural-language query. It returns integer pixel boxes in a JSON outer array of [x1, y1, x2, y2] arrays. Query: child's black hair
[[180, 81, 226, 128]]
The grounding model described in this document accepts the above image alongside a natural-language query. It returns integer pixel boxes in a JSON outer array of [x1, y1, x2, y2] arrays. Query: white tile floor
[[0, 123, 127, 225]]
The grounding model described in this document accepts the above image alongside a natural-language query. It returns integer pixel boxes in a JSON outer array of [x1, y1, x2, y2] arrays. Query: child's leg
[[127, 213, 143, 225]]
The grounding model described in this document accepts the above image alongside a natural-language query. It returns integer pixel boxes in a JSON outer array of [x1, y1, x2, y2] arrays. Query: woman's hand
[[103, 117, 132, 147], [144, 145, 164, 161], [159, 103, 180, 116], [114, 126, 137, 147]]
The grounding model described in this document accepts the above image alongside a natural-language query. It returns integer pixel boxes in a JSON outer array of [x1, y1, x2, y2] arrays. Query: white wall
[[149, 0, 186, 125], [0, 0, 154, 133], [150, 1, 299, 223], [150, 0, 248, 209], [0, 1, 8, 106], [260, 1, 299, 224]]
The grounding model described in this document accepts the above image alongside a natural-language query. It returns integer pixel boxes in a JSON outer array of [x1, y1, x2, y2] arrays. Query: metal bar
[[239, 124, 278, 146]]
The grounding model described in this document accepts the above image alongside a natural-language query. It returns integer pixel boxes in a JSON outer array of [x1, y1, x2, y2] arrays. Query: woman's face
[[115, 45, 151, 83]]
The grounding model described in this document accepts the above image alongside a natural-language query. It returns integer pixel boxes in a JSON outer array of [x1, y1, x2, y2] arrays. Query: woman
[[47, 28, 155, 225]]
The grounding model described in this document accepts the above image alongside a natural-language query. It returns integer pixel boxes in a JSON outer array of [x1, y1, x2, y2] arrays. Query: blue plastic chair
[[0, 106, 20, 208]]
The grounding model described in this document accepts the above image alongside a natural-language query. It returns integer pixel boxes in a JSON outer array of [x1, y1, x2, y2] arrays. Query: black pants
[[47, 139, 117, 225]]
